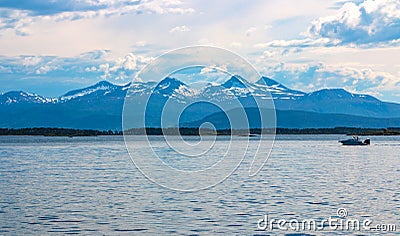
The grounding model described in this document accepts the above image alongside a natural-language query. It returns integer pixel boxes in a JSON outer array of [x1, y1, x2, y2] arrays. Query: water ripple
[[0, 135, 399, 234]]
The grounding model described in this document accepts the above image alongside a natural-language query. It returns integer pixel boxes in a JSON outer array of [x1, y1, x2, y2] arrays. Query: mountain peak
[[310, 88, 351, 97], [308, 88, 378, 101], [154, 77, 185, 90], [160, 77, 185, 85], [60, 80, 121, 101], [256, 76, 288, 89], [93, 80, 115, 87], [153, 77, 193, 97], [2, 76, 400, 130], [222, 75, 249, 88]]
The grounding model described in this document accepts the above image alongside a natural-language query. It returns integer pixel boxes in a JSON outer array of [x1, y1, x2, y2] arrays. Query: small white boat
[[339, 136, 370, 146]]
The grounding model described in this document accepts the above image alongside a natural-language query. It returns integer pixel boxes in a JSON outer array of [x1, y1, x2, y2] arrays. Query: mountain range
[[1, 76, 400, 130]]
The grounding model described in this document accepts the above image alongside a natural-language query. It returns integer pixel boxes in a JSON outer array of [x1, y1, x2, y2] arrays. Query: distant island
[[1, 127, 399, 136]]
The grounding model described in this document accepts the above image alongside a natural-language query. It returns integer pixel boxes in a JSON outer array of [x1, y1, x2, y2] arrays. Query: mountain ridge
[[0, 77, 392, 105], [1, 76, 399, 130]]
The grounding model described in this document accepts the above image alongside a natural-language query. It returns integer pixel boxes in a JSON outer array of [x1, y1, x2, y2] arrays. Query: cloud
[[258, 47, 302, 59], [308, 0, 400, 46], [170, 65, 230, 85], [245, 26, 257, 37], [79, 50, 110, 60], [22, 56, 42, 66], [99, 53, 152, 80], [0, 0, 110, 16], [0, 0, 195, 16], [0, 0, 195, 35], [169, 25, 190, 33], [0, 50, 151, 83], [260, 62, 399, 101], [199, 66, 217, 75], [0, 49, 158, 97], [256, 0, 400, 49], [255, 37, 337, 48], [199, 65, 228, 75]]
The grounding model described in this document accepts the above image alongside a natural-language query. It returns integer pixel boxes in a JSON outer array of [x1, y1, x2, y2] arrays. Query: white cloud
[[35, 64, 55, 75], [79, 50, 110, 60], [85, 66, 97, 72], [0, 0, 398, 102], [0, 51, 152, 82], [255, 0, 400, 50], [259, 47, 302, 59], [22, 56, 42, 66], [259, 62, 399, 101], [308, 0, 400, 46], [99, 53, 152, 80], [169, 25, 190, 33], [199, 66, 217, 75], [199, 65, 228, 75], [245, 27, 257, 37], [0, 0, 195, 36], [256, 37, 336, 48]]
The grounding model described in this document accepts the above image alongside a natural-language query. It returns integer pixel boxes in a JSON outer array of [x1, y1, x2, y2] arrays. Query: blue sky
[[0, 0, 399, 102]]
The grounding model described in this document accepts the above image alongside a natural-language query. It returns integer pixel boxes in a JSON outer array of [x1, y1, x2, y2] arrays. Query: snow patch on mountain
[[0, 91, 57, 105], [59, 81, 120, 101]]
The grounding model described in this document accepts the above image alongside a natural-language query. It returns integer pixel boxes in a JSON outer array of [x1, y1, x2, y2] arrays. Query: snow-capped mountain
[[152, 77, 199, 101], [0, 91, 56, 105], [0, 81, 129, 105], [1, 76, 400, 129], [256, 76, 305, 99], [59, 80, 130, 102], [0, 76, 307, 105], [273, 87, 397, 118], [143, 75, 304, 103]]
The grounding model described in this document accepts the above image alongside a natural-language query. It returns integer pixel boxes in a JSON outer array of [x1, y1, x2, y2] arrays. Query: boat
[[339, 136, 370, 146]]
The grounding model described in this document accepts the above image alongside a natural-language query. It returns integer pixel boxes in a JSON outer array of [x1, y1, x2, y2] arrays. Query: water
[[0, 135, 399, 235]]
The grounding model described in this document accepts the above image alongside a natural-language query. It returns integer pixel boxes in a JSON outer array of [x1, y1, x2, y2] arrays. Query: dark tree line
[[275, 127, 400, 135], [125, 127, 400, 135], [1, 127, 399, 136], [0, 128, 122, 136]]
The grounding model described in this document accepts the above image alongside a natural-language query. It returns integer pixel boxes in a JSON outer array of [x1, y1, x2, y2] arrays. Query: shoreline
[[1, 127, 400, 136]]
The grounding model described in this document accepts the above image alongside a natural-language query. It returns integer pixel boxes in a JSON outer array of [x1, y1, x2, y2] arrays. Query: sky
[[0, 0, 399, 102]]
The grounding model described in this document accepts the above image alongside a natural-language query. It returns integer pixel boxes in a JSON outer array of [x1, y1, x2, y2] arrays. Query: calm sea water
[[1, 135, 399, 235]]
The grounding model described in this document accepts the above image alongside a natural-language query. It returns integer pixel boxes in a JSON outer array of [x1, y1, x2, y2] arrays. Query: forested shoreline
[[1, 127, 399, 136]]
